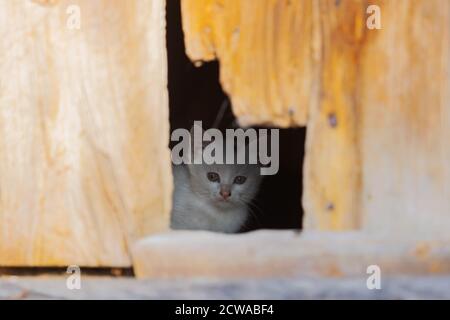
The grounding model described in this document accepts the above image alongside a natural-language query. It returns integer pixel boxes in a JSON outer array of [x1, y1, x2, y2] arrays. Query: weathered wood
[[308, 0, 450, 234], [2, 275, 450, 299], [0, 0, 171, 266], [181, 0, 314, 126], [358, 0, 450, 237], [182, 0, 450, 234], [306, 0, 450, 233], [181, 0, 362, 229], [133, 230, 450, 279], [303, 0, 365, 230]]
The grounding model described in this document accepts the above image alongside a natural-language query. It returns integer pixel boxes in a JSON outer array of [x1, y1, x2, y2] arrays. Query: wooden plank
[[358, 0, 450, 237], [303, 0, 366, 230], [308, 0, 449, 234], [181, 0, 314, 126], [0, 0, 171, 266], [133, 230, 450, 279], [181, 0, 365, 229], [2, 275, 450, 299], [305, 0, 450, 233], [183, 0, 450, 234]]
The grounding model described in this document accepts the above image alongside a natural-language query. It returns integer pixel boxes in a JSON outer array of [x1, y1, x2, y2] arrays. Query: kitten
[[170, 133, 262, 233]]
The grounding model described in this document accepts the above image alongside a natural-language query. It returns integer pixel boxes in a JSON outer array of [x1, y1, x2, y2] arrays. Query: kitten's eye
[[207, 172, 220, 182], [233, 176, 247, 185]]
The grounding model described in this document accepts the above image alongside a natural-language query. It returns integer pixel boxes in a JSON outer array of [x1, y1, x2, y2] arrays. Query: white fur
[[170, 163, 261, 233]]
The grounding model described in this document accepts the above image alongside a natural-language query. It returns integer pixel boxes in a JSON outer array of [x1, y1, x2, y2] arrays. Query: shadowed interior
[[166, 0, 305, 231]]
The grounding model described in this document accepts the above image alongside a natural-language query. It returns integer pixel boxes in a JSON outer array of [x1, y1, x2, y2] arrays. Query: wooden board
[[133, 230, 450, 279], [306, 0, 450, 234], [359, 0, 450, 237], [0, 0, 171, 266], [182, 0, 450, 234], [303, 0, 365, 230], [181, 0, 314, 127]]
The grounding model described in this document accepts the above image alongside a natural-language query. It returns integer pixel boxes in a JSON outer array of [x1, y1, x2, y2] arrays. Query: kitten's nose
[[220, 189, 231, 200]]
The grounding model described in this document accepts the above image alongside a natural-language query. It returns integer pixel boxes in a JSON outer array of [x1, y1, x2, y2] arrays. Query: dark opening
[[166, 0, 305, 231]]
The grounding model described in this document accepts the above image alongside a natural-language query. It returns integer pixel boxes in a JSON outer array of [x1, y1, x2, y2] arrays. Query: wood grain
[[0, 0, 171, 266], [181, 0, 315, 127], [303, 0, 366, 230], [359, 0, 450, 237], [182, 0, 450, 234], [133, 230, 450, 279]]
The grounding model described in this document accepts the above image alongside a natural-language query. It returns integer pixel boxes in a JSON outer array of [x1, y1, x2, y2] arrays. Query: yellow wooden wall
[[0, 0, 171, 266], [0, 0, 448, 267], [181, 0, 450, 235]]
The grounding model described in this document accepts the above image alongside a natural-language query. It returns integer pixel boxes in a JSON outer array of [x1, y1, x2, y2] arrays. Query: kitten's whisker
[[240, 196, 264, 214], [247, 206, 263, 229], [240, 205, 258, 230], [238, 199, 262, 229]]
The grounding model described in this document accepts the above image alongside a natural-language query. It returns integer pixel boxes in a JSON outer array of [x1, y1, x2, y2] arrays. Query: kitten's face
[[185, 124, 262, 209], [187, 162, 261, 208]]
